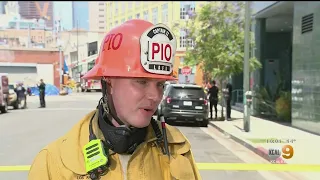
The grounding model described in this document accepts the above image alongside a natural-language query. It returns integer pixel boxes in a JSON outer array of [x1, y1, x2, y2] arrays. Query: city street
[[0, 93, 307, 180]]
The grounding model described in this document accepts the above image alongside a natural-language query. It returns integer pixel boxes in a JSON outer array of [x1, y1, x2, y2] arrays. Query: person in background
[[37, 79, 46, 108], [27, 87, 32, 96], [208, 80, 219, 119], [14, 82, 26, 104], [225, 81, 233, 120]]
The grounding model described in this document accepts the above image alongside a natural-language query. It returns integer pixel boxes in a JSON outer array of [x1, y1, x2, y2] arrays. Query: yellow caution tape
[[196, 163, 320, 172], [1, 163, 320, 172]]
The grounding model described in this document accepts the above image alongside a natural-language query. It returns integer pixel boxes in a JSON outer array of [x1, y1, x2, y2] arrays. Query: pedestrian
[[208, 80, 219, 119], [37, 79, 46, 108], [224, 81, 233, 120], [14, 82, 26, 108], [28, 20, 201, 180]]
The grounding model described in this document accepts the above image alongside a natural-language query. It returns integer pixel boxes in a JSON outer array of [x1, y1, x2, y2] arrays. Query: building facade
[[60, 30, 105, 82], [0, 47, 61, 88], [88, 1, 107, 32], [251, 1, 320, 134], [291, 2, 320, 134], [0, 28, 54, 48]]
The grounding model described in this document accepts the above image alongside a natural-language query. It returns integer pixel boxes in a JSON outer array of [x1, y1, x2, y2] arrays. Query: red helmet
[[83, 19, 177, 81]]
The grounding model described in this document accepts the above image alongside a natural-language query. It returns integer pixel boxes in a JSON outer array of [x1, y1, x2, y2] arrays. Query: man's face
[[109, 78, 165, 128]]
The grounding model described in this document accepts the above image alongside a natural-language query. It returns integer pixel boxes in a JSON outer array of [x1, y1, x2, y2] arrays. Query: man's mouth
[[142, 108, 153, 112], [139, 107, 155, 115]]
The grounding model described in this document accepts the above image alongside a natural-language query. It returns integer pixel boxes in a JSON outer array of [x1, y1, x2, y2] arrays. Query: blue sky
[[53, 1, 73, 30]]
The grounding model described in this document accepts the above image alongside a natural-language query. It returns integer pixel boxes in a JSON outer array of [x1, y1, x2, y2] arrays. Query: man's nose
[[145, 84, 162, 102]]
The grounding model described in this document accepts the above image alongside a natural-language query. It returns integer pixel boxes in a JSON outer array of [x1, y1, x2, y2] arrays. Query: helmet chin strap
[[100, 78, 132, 128]]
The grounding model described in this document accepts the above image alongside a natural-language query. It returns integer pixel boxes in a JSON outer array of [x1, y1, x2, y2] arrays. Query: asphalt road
[[0, 93, 306, 180]]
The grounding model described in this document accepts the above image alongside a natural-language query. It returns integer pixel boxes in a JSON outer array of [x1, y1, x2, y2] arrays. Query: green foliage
[[255, 71, 292, 122], [275, 91, 291, 122], [177, 2, 261, 80]]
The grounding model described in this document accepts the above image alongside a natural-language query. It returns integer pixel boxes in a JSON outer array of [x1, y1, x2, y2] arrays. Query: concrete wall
[[291, 2, 320, 135], [0, 65, 37, 86], [0, 48, 61, 88], [37, 64, 54, 85]]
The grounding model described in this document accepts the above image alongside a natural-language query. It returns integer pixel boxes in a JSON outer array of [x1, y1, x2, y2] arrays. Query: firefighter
[[37, 79, 46, 108], [28, 19, 201, 180]]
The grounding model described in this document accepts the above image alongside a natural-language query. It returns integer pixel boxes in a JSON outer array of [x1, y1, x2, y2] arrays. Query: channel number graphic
[[268, 145, 294, 163]]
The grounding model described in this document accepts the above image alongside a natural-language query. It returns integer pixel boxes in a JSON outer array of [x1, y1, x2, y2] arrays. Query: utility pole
[[243, 1, 251, 132], [27, 23, 31, 48], [58, 18, 63, 89], [76, 20, 79, 83]]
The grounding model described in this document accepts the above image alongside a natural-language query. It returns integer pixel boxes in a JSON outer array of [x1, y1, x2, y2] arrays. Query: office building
[[0, 1, 6, 14], [105, 2, 206, 50], [89, 1, 107, 32], [17, 1, 54, 28], [254, 1, 320, 134]]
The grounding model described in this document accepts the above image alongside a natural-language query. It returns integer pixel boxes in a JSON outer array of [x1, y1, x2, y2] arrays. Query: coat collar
[[59, 109, 186, 175]]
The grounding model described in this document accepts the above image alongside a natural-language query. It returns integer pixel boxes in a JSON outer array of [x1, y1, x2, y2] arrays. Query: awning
[[63, 58, 69, 74], [253, 1, 293, 19]]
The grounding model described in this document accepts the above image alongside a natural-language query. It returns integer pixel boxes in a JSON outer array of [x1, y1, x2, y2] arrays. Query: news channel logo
[[268, 145, 294, 162]]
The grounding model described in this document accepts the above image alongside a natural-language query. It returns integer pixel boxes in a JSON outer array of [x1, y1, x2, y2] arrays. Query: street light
[[243, 1, 251, 132]]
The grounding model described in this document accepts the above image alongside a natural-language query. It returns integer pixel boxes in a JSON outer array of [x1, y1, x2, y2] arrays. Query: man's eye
[[137, 80, 147, 85], [158, 83, 165, 88]]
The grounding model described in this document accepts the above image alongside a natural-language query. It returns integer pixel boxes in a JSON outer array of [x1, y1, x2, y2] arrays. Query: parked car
[[153, 81, 177, 116], [157, 83, 209, 127], [0, 73, 9, 113], [8, 84, 18, 109], [8, 84, 27, 109]]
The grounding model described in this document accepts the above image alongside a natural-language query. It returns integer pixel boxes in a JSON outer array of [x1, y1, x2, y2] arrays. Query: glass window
[[161, 3, 168, 23], [115, 2, 119, 15], [143, 10, 148, 20], [152, 7, 158, 24], [128, 2, 132, 9], [121, 2, 125, 13]]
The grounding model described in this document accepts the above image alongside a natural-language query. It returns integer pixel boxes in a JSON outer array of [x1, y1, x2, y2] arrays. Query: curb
[[209, 121, 286, 164]]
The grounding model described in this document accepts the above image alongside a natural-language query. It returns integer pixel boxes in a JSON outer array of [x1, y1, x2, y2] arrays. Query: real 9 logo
[[281, 145, 294, 159]]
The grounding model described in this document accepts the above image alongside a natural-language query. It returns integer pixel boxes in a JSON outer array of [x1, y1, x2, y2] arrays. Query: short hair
[[212, 80, 216, 85]]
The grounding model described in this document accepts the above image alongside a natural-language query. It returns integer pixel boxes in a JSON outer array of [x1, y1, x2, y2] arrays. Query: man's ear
[[105, 78, 113, 94]]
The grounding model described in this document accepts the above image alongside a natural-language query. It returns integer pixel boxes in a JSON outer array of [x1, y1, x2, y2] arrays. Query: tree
[[180, 2, 262, 118]]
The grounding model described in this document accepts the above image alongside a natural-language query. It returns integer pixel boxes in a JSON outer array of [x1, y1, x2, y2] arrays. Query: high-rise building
[[0, 1, 6, 14], [17, 1, 54, 28], [72, 1, 89, 30], [88, 1, 107, 32]]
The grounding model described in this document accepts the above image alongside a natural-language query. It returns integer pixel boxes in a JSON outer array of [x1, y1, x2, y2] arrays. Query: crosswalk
[[27, 93, 101, 103]]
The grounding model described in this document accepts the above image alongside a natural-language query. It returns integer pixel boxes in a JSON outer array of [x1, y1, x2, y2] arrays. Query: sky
[[53, 1, 73, 30], [252, 1, 277, 14]]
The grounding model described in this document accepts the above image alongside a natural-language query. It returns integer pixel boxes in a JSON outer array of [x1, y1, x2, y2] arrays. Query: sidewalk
[[209, 105, 320, 166]]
